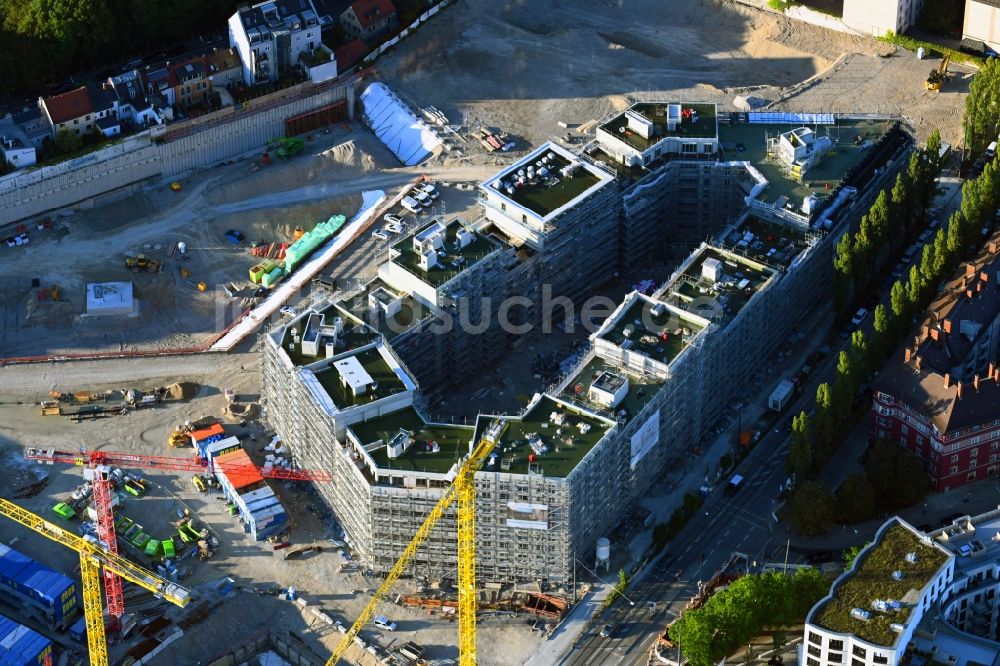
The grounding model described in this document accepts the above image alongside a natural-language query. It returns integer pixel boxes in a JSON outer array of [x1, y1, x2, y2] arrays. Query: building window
[[873, 657, 888, 665], [967, 471, 977, 481], [950, 465, 958, 474], [852, 646, 867, 658], [807, 660, 819, 666], [828, 653, 842, 663], [829, 639, 844, 651], [876, 391, 893, 402], [951, 454, 959, 463], [852, 660, 864, 666], [808, 646, 821, 657], [900, 424, 909, 434]]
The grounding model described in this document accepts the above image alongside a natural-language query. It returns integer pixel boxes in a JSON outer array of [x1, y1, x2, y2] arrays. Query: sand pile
[[224, 402, 258, 421], [167, 382, 199, 400]]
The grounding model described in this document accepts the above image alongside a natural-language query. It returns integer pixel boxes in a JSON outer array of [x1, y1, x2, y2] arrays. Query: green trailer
[[132, 532, 151, 549], [162, 538, 176, 559], [144, 539, 160, 557], [52, 503, 76, 520]]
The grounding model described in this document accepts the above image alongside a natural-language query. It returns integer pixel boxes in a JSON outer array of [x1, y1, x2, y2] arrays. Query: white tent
[[360, 82, 442, 166]]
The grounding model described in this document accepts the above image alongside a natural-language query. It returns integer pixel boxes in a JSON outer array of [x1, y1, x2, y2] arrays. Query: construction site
[[0, 0, 977, 664]]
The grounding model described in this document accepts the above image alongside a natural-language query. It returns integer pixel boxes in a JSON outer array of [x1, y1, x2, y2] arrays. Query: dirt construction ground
[[0, 0, 975, 663]]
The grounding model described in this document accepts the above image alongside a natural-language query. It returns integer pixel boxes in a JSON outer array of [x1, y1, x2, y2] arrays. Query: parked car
[[850, 307, 868, 328], [417, 182, 439, 198], [413, 191, 432, 207], [400, 197, 421, 214], [372, 229, 390, 241], [600, 623, 619, 638], [224, 229, 245, 244], [373, 616, 397, 631], [384, 213, 403, 225], [384, 222, 402, 234], [279, 306, 298, 317]]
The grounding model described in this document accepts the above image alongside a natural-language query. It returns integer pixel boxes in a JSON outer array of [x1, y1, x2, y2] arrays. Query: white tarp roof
[[361, 82, 442, 166], [333, 355, 374, 392]]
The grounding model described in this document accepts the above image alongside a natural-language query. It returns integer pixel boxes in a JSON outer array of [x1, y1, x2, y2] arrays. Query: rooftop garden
[[598, 295, 705, 366], [664, 248, 772, 326], [560, 357, 664, 423], [312, 347, 406, 408], [493, 150, 604, 217], [391, 220, 498, 287], [719, 215, 810, 269], [279, 306, 378, 366], [814, 523, 950, 647], [600, 102, 718, 151], [351, 407, 474, 474], [475, 396, 613, 479]]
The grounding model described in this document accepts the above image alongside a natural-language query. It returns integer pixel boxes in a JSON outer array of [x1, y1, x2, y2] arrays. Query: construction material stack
[[0, 544, 78, 629], [0, 612, 53, 665]]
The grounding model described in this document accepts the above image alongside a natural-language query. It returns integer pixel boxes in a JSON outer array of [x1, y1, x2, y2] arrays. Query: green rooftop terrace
[[336, 279, 430, 339], [391, 220, 498, 287], [350, 407, 473, 474], [475, 396, 614, 479], [598, 296, 705, 366], [663, 248, 773, 326], [493, 149, 604, 217], [718, 120, 894, 206], [560, 356, 664, 422], [312, 347, 406, 409], [279, 305, 379, 366], [814, 522, 950, 647], [718, 216, 811, 269], [600, 103, 718, 151]]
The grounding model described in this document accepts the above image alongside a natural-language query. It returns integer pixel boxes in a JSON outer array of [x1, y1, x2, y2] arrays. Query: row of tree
[[0, 0, 239, 98], [963, 58, 1000, 158], [667, 568, 829, 666], [833, 130, 942, 320]]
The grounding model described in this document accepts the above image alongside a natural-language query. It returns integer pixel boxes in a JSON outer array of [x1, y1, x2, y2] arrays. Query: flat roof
[[813, 520, 951, 647], [332, 355, 374, 391], [596, 293, 707, 367], [350, 407, 474, 474], [717, 215, 812, 269], [279, 304, 379, 366], [659, 247, 774, 327], [930, 510, 1000, 576], [86, 281, 134, 313], [599, 103, 718, 151], [390, 219, 498, 288], [481, 142, 613, 221], [312, 347, 407, 408], [718, 120, 895, 206], [560, 356, 665, 423], [335, 279, 430, 340], [474, 395, 615, 479]]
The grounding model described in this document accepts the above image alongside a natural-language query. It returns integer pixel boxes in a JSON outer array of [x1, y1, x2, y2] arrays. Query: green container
[[181, 524, 201, 541], [162, 538, 175, 559], [177, 529, 193, 543], [52, 503, 75, 520], [132, 532, 151, 549], [261, 266, 284, 288], [144, 539, 160, 557]]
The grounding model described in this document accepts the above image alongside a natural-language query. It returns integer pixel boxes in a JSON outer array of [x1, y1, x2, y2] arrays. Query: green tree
[[925, 128, 943, 175], [789, 410, 814, 480], [842, 542, 871, 569], [946, 211, 964, 258], [850, 330, 869, 386], [52, 128, 81, 154], [919, 242, 937, 287], [832, 350, 854, 422], [813, 384, 834, 462], [889, 172, 910, 244], [871, 303, 890, 364], [963, 58, 1000, 157], [890, 279, 907, 321], [932, 227, 949, 276], [906, 264, 924, 308], [833, 232, 854, 319], [789, 481, 836, 536], [835, 474, 876, 524]]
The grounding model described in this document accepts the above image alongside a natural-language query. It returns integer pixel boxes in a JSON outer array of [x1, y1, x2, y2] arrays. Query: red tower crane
[[26, 446, 332, 630]]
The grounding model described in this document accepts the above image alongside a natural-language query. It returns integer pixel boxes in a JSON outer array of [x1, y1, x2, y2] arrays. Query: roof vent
[[850, 608, 872, 621], [905, 552, 918, 563], [890, 623, 905, 633], [892, 570, 904, 581]]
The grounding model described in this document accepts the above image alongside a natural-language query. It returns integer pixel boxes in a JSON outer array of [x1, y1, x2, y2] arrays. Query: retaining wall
[[1, 73, 369, 226]]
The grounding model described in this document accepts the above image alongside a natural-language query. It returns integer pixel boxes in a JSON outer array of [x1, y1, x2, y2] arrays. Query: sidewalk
[[524, 581, 615, 666]]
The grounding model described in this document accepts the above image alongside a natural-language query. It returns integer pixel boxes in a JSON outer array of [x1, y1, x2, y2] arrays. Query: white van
[[400, 197, 421, 214], [373, 615, 397, 631]]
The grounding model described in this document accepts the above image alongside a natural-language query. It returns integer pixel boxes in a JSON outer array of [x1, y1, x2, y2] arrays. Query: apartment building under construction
[[260, 102, 915, 584]]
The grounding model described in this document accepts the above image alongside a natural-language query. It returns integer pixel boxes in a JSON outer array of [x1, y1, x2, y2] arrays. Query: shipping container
[[199, 436, 241, 460], [214, 450, 265, 492], [162, 538, 176, 559], [189, 423, 225, 446], [0, 613, 53, 665], [0, 545, 77, 627]]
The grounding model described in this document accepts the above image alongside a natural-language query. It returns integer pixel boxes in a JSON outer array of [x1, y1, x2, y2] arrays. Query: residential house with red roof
[[38, 83, 119, 140], [340, 0, 397, 44]]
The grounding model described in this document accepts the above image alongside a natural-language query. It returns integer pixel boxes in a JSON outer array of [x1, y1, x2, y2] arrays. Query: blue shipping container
[[0, 613, 53, 665], [0, 545, 77, 626], [69, 615, 87, 643]]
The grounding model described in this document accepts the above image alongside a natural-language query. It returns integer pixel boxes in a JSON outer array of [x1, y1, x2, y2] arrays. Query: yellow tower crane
[[0, 498, 191, 666], [327, 418, 508, 666]]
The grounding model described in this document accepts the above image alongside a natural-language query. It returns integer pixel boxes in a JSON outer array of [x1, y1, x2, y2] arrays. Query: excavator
[[267, 136, 305, 159], [124, 254, 161, 273], [925, 53, 951, 91]]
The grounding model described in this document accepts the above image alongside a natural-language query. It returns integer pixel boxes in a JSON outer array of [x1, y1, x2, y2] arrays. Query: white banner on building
[[630, 409, 660, 469], [506, 502, 549, 530]]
